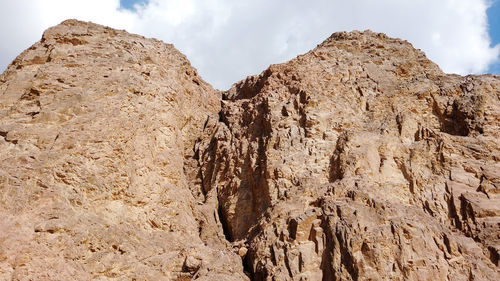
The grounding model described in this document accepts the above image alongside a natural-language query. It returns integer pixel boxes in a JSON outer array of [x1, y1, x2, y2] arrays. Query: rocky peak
[[1, 20, 499, 280], [0, 20, 243, 280]]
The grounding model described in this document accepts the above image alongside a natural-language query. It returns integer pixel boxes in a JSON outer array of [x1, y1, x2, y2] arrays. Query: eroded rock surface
[[0, 20, 499, 281], [199, 31, 500, 280], [0, 20, 247, 280]]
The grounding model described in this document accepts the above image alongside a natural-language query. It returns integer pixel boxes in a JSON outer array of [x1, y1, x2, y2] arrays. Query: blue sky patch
[[120, 0, 148, 11], [487, 0, 500, 74], [118, 0, 499, 74]]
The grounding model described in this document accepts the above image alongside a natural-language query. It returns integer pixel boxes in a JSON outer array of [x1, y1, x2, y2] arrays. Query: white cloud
[[0, 0, 498, 89]]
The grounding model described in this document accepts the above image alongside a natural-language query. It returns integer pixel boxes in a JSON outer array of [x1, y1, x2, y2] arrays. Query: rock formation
[[0, 20, 499, 280], [0, 20, 246, 280]]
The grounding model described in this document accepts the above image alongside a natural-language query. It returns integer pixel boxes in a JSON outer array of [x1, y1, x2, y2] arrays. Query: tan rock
[[0, 20, 247, 281], [199, 31, 500, 280], [1, 20, 499, 281], [238, 247, 248, 257]]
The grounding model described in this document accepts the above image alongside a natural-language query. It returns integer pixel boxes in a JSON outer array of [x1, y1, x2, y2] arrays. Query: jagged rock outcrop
[[0, 20, 499, 281], [198, 32, 500, 280]]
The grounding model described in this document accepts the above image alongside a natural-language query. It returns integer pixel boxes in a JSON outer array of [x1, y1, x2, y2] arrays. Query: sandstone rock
[[199, 31, 500, 280], [0, 20, 247, 280], [238, 247, 248, 257], [1, 20, 499, 281]]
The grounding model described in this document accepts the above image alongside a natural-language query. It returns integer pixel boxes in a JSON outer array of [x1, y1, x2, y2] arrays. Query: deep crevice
[[488, 246, 499, 266], [320, 216, 334, 281], [216, 188, 233, 242], [242, 250, 255, 280]]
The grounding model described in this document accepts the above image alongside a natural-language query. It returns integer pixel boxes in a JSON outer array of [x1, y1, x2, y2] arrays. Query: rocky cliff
[[0, 20, 499, 280]]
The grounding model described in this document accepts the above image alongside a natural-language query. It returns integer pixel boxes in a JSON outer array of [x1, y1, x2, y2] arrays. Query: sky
[[0, 0, 499, 90], [487, 0, 500, 73]]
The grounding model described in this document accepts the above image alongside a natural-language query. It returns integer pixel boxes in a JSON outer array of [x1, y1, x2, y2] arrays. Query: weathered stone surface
[[199, 31, 500, 280], [1, 20, 500, 281], [0, 20, 247, 280]]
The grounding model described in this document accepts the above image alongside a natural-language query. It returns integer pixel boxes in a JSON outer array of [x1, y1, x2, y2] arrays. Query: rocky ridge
[[0, 20, 499, 280]]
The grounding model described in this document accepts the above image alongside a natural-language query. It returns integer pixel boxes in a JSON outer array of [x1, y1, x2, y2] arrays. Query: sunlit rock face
[[199, 31, 500, 280], [1, 20, 499, 281], [0, 20, 247, 281]]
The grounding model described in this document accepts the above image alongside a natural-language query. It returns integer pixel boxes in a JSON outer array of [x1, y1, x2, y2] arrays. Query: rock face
[[199, 32, 500, 280], [0, 20, 246, 280], [1, 20, 499, 280]]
